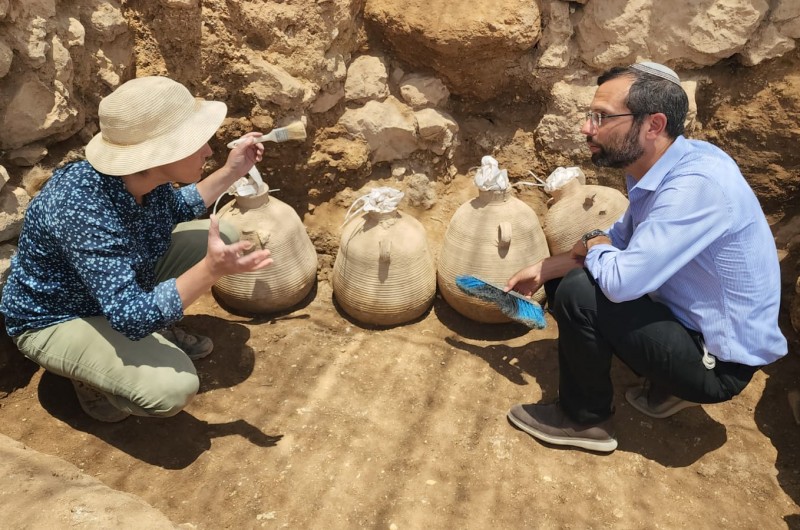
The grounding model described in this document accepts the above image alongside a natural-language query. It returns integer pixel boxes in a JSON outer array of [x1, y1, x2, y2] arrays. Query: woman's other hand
[[204, 214, 273, 276]]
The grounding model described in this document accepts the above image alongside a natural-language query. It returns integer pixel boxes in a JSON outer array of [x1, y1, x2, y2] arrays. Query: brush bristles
[[269, 121, 306, 142], [281, 120, 307, 140], [455, 275, 546, 329]]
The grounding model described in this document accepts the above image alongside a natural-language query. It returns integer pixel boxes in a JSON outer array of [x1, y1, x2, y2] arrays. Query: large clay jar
[[543, 178, 629, 255], [213, 190, 318, 314], [333, 210, 436, 326], [438, 188, 550, 323]]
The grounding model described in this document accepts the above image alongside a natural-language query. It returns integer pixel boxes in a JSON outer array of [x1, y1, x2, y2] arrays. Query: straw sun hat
[[85, 76, 227, 176]]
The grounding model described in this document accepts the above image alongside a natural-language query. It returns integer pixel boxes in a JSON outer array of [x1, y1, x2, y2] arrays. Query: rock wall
[[0, 0, 799, 333]]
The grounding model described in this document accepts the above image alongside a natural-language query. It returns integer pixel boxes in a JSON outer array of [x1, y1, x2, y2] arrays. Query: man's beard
[[588, 120, 644, 168]]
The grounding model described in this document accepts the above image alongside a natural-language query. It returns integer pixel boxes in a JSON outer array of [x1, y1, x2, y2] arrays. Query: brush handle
[[226, 132, 278, 149]]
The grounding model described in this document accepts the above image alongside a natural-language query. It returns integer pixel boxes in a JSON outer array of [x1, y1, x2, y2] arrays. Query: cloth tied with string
[[343, 187, 405, 226], [542, 166, 586, 193], [473, 155, 509, 191]]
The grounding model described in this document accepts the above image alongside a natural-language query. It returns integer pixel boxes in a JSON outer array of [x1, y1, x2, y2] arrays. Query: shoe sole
[[507, 410, 618, 453], [624, 388, 700, 419], [187, 348, 213, 361], [72, 380, 131, 423]]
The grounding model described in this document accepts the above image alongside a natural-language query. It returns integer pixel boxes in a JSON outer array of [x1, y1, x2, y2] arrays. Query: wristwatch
[[581, 229, 608, 248]]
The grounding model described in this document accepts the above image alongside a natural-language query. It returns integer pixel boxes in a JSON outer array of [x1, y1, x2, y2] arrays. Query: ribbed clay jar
[[332, 210, 436, 326], [438, 188, 550, 323], [213, 190, 318, 314], [543, 178, 629, 255]]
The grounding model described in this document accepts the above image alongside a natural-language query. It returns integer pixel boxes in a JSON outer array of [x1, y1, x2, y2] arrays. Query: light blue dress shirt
[[585, 136, 787, 366], [1, 161, 206, 340]]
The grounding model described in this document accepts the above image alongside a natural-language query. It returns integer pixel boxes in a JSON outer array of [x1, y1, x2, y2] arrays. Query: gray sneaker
[[72, 380, 130, 423], [507, 402, 617, 453], [625, 380, 700, 419], [160, 326, 214, 360]]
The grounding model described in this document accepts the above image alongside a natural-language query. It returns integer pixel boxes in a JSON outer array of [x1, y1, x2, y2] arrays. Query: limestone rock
[[365, 0, 541, 100], [6, 14, 50, 68], [344, 54, 389, 103], [311, 83, 345, 113], [64, 17, 85, 47], [739, 23, 796, 66], [399, 73, 450, 109], [338, 96, 418, 163], [405, 172, 437, 209], [0, 38, 12, 78], [0, 165, 9, 194], [0, 74, 80, 150], [0, 434, 180, 529], [51, 34, 72, 84], [308, 131, 371, 173], [237, 56, 311, 109], [415, 108, 458, 156], [0, 186, 29, 243], [534, 79, 597, 167], [682, 79, 699, 133], [773, 0, 800, 38], [575, 0, 770, 69], [158, 0, 199, 8], [6, 144, 48, 167], [87, 0, 128, 43], [536, 0, 574, 70]]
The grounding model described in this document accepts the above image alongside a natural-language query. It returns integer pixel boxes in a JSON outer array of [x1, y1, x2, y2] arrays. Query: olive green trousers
[[13, 219, 238, 417]]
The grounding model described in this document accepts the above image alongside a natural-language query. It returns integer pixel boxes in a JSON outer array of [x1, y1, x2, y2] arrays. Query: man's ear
[[647, 112, 668, 137]]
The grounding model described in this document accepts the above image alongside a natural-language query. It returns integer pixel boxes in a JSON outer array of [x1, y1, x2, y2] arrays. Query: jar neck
[[477, 188, 510, 204], [550, 177, 582, 202], [234, 189, 270, 209]]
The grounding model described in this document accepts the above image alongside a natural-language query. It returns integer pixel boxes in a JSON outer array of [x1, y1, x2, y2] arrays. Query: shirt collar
[[626, 135, 690, 192]]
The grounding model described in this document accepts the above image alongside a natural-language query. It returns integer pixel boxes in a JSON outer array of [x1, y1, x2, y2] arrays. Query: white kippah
[[631, 62, 681, 86]]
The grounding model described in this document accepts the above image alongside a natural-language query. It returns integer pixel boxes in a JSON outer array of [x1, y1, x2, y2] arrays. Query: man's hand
[[504, 261, 546, 296], [504, 253, 587, 296], [204, 214, 273, 277]]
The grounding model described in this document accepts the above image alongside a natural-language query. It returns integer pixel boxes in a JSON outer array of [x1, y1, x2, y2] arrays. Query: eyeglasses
[[584, 111, 637, 129]]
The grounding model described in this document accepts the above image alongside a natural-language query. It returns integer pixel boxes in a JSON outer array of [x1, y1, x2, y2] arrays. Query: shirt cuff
[[585, 242, 616, 272], [153, 278, 184, 324], [179, 184, 207, 218]]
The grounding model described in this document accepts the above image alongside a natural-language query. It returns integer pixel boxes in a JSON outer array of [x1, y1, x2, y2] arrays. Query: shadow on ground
[[37, 370, 282, 468], [20, 314, 285, 469]]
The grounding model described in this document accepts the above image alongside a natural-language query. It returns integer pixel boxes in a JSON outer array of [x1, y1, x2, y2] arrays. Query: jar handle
[[498, 221, 512, 246], [379, 239, 391, 263]]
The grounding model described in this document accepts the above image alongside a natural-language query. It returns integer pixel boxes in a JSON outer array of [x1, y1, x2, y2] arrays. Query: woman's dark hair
[[597, 66, 689, 139]]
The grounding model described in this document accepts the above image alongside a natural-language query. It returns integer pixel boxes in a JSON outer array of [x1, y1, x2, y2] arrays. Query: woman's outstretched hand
[[205, 214, 273, 277]]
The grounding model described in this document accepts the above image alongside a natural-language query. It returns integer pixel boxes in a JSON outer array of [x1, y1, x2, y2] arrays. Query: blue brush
[[455, 275, 546, 329]]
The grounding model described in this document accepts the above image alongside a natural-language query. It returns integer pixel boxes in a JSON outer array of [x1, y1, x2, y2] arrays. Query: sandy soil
[[0, 176, 798, 529]]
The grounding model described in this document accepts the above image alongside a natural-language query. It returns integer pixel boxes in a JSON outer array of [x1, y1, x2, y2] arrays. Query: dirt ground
[[0, 174, 798, 529]]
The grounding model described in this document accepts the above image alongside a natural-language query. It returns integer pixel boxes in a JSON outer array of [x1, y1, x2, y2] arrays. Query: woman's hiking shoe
[[161, 326, 214, 360], [625, 380, 700, 419], [71, 380, 130, 422], [507, 402, 617, 453]]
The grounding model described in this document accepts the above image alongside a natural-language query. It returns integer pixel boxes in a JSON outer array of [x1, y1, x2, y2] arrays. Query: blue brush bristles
[[455, 275, 546, 329]]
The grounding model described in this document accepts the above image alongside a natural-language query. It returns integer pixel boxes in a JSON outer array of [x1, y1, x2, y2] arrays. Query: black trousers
[[545, 268, 758, 424]]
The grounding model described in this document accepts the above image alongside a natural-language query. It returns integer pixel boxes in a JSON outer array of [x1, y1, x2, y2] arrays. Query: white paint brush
[[226, 121, 307, 149]]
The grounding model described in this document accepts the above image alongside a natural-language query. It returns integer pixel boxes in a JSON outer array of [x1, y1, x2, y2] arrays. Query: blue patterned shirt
[[585, 136, 787, 366], [1, 160, 206, 340]]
